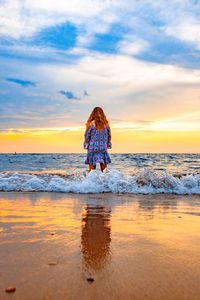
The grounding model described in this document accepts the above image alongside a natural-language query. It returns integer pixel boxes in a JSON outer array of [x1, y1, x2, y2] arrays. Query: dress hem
[[85, 152, 111, 165]]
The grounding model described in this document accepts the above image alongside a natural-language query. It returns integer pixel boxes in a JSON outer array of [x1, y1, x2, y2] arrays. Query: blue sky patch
[[90, 24, 126, 54], [30, 22, 77, 50]]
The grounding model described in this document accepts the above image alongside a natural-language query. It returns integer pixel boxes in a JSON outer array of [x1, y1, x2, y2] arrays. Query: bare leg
[[100, 163, 107, 172], [89, 164, 96, 172]]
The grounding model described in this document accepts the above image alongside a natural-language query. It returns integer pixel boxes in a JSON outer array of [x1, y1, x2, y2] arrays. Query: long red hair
[[86, 107, 109, 130]]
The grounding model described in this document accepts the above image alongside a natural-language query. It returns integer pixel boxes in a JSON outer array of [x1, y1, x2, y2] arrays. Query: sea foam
[[0, 169, 199, 194]]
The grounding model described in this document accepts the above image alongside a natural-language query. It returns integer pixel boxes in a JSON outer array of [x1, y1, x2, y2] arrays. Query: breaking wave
[[0, 168, 199, 194]]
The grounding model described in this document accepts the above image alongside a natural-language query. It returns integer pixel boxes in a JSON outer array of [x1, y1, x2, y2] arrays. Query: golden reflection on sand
[[0, 192, 200, 300]]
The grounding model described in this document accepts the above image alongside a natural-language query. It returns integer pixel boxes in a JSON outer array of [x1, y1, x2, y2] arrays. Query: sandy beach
[[0, 192, 200, 300]]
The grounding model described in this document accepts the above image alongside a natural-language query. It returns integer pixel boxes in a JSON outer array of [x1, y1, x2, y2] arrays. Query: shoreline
[[1, 192, 200, 299]]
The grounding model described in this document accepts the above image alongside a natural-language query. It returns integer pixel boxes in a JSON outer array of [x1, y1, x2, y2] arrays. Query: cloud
[[0, 0, 120, 39], [83, 90, 89, 97], [59, 90, 81, 100], [1, 47, 200, 129], [37, 51, 200, 125], [0, 127, 75, 133], [1, 0, 200, 69], [165, 20, 200, 50], [118, 38, 149, 56], [5, 77, 37, 87], [0, 128, 23, 133], [0, 0, 200, 133]]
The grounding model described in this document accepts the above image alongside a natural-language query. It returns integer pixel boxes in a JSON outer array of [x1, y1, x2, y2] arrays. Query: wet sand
[[0, 192, 200, 300]]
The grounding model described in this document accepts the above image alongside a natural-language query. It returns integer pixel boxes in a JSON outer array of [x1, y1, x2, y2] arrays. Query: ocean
[[0, 153, 199, 194]]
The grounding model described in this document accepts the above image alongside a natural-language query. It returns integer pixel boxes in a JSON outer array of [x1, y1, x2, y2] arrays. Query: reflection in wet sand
[[0, 192, 200, 300], [81, 204, 111, 273]]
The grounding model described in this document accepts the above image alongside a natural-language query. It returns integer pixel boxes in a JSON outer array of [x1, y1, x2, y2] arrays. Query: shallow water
[[1, 153, 199, 174], [0, 153, 199, 194], [0, 192, 200, 300]]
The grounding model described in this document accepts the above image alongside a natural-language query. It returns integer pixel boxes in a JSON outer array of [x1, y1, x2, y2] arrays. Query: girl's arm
[[107, 126, 112, 149], [83, 126, 92, 149]]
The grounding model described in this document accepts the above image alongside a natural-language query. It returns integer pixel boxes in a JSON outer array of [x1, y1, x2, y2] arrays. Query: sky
[[0, 0, 200, 153]]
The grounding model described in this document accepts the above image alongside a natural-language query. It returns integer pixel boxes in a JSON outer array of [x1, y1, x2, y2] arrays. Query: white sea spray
[[0, 169, 199, 194]]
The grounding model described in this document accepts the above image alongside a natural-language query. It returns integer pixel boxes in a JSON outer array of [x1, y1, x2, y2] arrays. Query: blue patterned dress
[[83, 123, 112, 165]]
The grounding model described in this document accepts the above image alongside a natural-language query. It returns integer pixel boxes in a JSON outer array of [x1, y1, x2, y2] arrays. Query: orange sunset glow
[[1, 125, 200, 153]]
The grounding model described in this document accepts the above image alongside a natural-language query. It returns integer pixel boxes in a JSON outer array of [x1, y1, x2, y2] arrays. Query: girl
[[84, 107, 112, 172]]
